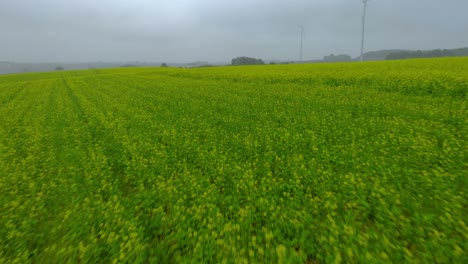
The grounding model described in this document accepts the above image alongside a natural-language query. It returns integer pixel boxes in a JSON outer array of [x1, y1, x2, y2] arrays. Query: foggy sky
[[1, 0, 467, 63]]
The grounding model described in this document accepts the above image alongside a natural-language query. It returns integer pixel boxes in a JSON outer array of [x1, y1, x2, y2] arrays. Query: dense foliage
[[231, 56, 265, 66], [386, 47, 468, 60], [0, 58, 466, 263]]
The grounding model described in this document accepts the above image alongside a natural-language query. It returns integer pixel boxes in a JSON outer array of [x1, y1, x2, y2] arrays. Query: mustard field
[[0, 58, 467, 263]]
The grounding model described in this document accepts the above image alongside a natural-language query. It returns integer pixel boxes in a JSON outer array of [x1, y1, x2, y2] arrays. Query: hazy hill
[[386, 47, 468, 60], [358, 49, 408, 61], [358, 47, 468, 61]]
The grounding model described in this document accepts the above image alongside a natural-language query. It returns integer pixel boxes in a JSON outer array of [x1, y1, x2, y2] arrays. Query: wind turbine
[[360, 0, 370, 62], [299, 25, 304, 62]]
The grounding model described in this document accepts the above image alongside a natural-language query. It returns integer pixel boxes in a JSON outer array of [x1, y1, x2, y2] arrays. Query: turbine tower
[[299, 25, 304, 62], [360, 0, 370, 62]]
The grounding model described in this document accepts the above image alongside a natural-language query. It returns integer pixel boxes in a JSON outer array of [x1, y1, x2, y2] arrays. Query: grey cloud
[[1, 0, 467, 63]]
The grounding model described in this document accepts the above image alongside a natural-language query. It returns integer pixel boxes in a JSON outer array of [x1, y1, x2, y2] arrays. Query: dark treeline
[[231, 57, 265, 66], [386, 47, 468, 60]]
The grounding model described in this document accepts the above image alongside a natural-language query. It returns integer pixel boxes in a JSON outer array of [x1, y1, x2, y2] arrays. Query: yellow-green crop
[[0, 58, 466, 263]]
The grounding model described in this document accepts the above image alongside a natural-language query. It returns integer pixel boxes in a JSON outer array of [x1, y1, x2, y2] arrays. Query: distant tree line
[[386, 47, 468, 60], [231, 57, 265, 66], [120, 64, 139, 68], [323, 54, 352, 62]]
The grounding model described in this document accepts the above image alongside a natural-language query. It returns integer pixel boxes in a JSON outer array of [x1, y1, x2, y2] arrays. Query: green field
[[0, 58, 466, 263]]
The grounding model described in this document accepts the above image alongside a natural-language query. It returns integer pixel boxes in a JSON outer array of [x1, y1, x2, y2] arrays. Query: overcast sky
[[1, 0, 467, 63]]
